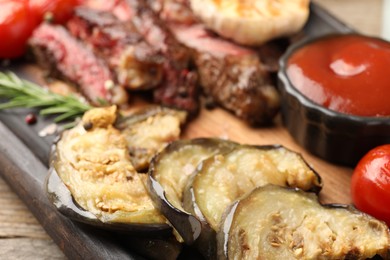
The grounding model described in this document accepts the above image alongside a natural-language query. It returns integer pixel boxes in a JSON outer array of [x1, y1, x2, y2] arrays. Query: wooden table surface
[[0, 0, 384, 259]]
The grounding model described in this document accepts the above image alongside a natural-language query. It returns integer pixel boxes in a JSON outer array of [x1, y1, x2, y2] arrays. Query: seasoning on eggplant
[[51, 106, 168, 225], [116, 106, 187, 172], [185, 145, 322, 231], [148, 138, 238, 243], [218, 185, 390, 260], [182, 145, 322, 258]]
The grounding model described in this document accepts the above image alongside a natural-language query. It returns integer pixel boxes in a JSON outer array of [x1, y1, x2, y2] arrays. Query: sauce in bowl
[[287, 34, 390, 117]]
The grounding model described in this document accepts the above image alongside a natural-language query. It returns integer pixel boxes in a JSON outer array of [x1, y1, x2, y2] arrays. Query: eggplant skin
[[218, 185, 390, 260], [51, 106, 168, 226], [147, 138, 238, 244], [148, 138, 238, 211], [116, 106, 187, 172]]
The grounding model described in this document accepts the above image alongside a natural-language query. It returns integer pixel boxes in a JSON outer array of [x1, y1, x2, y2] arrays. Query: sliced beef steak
[[81, 0, 133, 20], [29, 23, 128, 105], [125, 0, 199, 115], [170, 24, 280, 125], [67, 7, 164, 90], [151, 0, 282, 124], [150, 0, 197, 25], [82, 0, 199, 115]]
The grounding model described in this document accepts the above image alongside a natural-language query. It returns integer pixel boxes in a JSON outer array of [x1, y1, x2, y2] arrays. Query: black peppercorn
[[83, 121, 93, 131]]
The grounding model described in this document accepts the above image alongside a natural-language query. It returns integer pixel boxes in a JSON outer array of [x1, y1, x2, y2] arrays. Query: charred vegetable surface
[[218, 185, 390, 260], [185, 145, 322, 231], [148, 138, 238, 243], [50, 106, 168, 227], [183, 145, 322, 258], [116, 106, 187, 172]]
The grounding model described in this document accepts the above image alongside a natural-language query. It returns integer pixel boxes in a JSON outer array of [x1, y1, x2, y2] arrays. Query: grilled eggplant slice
[[46, 166, 172, 236], [185, 145, 322, 230], [48, 106, 171, 235], [148, 138, 238, 244], [183, 145, 322, 258], [218, 185, 390, 260], [116, 106, 187, 172]]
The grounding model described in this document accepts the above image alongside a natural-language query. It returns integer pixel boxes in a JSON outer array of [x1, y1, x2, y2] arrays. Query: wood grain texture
[[0, 178, 66, 259], [0, 1, 384, 259], [0, 178, 48, 239], [0, 238, 65, 260], [0, 143, 66, 258]]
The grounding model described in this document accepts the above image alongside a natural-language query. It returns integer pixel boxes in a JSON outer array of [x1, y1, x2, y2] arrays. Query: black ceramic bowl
[[278, 33, 390, 166]]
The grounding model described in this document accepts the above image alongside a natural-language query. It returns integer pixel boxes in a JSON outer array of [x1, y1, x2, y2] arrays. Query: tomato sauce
[[287, 34, 390, 117]]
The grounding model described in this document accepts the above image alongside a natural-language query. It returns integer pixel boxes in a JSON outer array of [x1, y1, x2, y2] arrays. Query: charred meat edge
[[29, 23, 128, 105], [67, 7, 165, 91]]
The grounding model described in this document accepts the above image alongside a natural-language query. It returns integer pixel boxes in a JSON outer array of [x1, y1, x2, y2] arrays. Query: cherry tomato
[[351, 144, 390, 226], [0, 0, 37, 58], [30, 0, 81, 24]]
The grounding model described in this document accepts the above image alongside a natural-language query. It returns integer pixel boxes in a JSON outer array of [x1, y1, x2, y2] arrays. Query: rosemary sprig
[[0, 71, 92, 122]]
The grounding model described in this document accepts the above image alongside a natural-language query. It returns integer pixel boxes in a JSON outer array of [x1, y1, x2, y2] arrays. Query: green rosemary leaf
[[53, 110, 83, 123], [40, 106, 74, 115], [0, 71, 93, 122]]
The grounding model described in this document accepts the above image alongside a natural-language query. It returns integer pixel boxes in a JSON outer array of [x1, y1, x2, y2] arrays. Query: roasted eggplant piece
[[48, 106, 172, 235], [46, 166, 172, 236], [116, 106, 187, 172], [183, 145, 322, 258], [47, 165, 184, 259], [218, 185, 390, 260], [185, 145, 322, 230], [148, 138, 238, 244]]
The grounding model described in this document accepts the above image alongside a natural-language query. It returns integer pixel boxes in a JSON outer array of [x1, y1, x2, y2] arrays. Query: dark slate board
[[0, 3, 354, 259]]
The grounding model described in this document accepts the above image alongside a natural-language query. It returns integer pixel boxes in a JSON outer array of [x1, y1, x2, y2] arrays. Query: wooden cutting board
[[0, 3, 362, 259]]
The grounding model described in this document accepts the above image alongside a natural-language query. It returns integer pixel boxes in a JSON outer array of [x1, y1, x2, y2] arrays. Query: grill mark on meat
[[29, 23, 128, 105], [67, 7, 164, 90]]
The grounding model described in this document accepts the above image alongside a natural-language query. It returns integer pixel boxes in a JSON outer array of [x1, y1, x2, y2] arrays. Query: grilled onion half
[[218, 185, 390, 259], [190, 0, 310, 46]]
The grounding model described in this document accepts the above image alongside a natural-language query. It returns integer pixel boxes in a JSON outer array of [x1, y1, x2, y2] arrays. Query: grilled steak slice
[[29, 23, 128, 105], [151, 0, 281, 124], [67, 7, 164, 90], [80, 0, 199, 114], [195, 53, 279, 124], [81, 0, 133, 21], [151, 0, 197, 25], [125, 0, 199, 115], [170, 24, 280, 125]]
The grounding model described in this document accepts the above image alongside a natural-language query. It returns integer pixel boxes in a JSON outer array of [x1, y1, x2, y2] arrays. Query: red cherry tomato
[[0, 0, 37, 58], [30, 0, 81, 24], [351, 144, 390, 226]]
